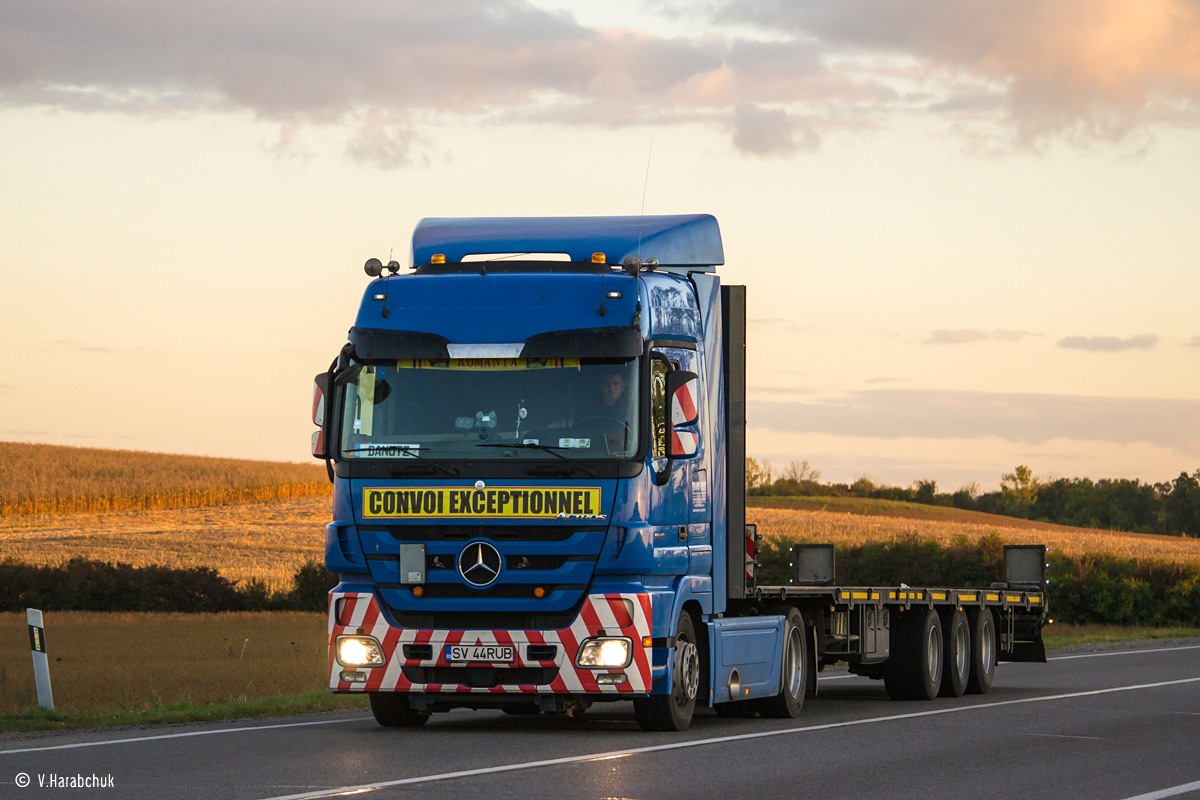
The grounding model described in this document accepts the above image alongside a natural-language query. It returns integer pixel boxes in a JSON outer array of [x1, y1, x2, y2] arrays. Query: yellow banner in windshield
[[395, 358, 580, 370], [362, 486, 603, 519]]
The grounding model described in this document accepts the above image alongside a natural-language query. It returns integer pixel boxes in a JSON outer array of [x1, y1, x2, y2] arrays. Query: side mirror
[[665, 370, 699, 458], [312, 373, 330, 459]]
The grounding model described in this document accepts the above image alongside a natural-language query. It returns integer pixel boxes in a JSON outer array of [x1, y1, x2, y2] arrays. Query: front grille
[[424, 554, 574, 571], [421, 583, 583, 599], [388, 608, 583, 631], [508, 555, 570, 570], [380, 525, 601, 542], [402, 666, 558, 688]]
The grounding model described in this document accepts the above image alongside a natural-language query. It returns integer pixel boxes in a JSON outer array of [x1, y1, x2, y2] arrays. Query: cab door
[[648, 346, 711, 576]]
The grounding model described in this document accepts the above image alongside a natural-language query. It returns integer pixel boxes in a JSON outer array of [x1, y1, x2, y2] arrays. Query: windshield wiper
[[476, 443, 600, 478], [342, 446, 460, 477]]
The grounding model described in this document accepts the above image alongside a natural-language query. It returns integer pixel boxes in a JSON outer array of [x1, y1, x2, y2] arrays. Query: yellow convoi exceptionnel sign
[[362, 486, 603, 519]]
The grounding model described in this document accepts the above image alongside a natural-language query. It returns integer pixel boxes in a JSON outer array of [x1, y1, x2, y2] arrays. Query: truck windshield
[[339, 357, 640, 461]]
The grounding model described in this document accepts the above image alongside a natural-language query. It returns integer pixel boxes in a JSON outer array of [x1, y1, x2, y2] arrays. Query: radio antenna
[[637, 134, 654, 258]]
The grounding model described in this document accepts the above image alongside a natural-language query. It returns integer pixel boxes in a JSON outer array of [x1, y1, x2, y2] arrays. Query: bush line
[[0, 559, 338, 613]]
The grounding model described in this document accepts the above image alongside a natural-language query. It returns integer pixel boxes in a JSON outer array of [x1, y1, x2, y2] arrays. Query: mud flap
[[999, 612, 1047, 663]]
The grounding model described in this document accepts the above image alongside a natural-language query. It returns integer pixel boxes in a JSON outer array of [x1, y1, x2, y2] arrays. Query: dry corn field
[[747, 506, 1200, 564], [0, 495, 330, 590], [0, 441, 330, 516], [0, 612, 333, 714]]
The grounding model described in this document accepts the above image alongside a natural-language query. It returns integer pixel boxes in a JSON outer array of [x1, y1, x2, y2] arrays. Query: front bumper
[[328, 590, 653, 695]]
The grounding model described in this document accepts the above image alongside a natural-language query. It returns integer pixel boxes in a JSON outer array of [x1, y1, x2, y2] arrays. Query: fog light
[[596, 674, 627, 685], [340, 670, 367, 683], [576, 637, 632, 669], [337, 635, 385, 667]]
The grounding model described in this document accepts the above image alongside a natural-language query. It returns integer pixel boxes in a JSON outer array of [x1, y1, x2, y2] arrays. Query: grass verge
[[1043, 623, 1200, 651], [0, 691, 367, 734]]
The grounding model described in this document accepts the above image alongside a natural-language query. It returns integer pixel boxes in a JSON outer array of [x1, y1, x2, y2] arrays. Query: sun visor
[[521, 326, 643, 358], [349, 328, 451, 360]]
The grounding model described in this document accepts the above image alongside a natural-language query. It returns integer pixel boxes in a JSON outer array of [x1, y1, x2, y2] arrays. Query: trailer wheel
[[369, 693, 430, 728], [966, 607, 997, 695], [634, 612, 700, 731], [938, 608, 970, 698], [755, 607, 807, 718], [884, 607, 942, 701]]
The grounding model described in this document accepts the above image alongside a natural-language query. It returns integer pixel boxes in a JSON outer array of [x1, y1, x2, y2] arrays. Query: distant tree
[[999, 465, 1041, 518], [951, 482, 980, 510], [1162, 470, 1200, 537], [745, 457, 772, 493], [850, 477, 876, 497], [914, 480, 938, 505], [783, 460, 821, 482]]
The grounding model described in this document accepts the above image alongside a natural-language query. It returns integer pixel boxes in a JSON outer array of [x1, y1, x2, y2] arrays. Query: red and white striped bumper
[[328, 591, 653, 695]]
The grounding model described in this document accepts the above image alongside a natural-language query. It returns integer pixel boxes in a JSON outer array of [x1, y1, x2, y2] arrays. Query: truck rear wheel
[[966, 607, 997, 695], [755, 607, 807, 718], [369, 692, 430, 728], [634, 612, 700, 731], [938, 608, 970, 698], [884, 606, 943, 701]]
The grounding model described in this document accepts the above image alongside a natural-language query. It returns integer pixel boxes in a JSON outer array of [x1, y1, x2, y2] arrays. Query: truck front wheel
[[634, 612, 700, 731], [755, 607, 807, 718], [369, 692, 430, 728]]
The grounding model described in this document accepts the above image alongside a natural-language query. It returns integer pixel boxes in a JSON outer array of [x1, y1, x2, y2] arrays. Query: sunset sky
[[2, 0, 1198, 489]]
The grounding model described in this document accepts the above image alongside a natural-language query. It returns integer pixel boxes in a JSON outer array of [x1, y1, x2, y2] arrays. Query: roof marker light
[[431, 254, 446, 264], [591, 252, 606, 264]]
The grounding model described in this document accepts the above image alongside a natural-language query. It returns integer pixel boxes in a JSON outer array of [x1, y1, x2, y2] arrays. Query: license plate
[[445, 644, 515, 663]]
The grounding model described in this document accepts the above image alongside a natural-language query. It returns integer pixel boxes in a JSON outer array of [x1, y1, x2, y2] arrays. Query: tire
[[938, 608, 970, 698], [713, 701, 757, 718], [634, 612, 701, 731], [755, 607, 807, 719], [369, 692, 430, 728], [884, 606, 943, 701], [966, 606, 997, 695]]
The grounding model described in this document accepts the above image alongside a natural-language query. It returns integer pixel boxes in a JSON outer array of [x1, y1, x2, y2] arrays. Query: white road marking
[[255, 675, 1200, 800], [0, 716, 367, 755], [1049, 644, 1200, 661], [1119, 779, 1200, 799], [1023, 732, 1103, 740]]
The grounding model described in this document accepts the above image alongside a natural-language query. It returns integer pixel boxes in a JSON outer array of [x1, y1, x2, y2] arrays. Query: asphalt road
[[3, 643, 1199, 800]]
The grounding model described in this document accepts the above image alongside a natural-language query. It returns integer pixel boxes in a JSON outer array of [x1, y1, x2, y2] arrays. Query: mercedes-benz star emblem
[[458, 541, 502, 587]]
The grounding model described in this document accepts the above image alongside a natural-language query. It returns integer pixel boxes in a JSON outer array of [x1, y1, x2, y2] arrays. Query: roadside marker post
[[27, 608, 54, 710]]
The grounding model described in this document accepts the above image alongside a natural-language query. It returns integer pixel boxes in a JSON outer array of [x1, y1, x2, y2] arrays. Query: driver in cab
[[574, 369, 632, 453]]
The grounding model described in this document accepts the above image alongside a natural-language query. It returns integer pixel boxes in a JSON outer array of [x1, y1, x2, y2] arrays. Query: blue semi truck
[[311, 214, 1048, 731]]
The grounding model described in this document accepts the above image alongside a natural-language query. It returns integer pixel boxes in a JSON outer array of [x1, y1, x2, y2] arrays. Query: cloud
[[713, 0, 1200, 144], [730, 103, 820, 156], [0, 383, 15, 393], [749, 389, 1200, 458], [923, 329, 1035, 344], [748, 385, 816, 395], [2, 0, 1197, 158], [865, 377, 900, 384], [1185, 335, 1200, 348], [1057, 334, 1158, 352]]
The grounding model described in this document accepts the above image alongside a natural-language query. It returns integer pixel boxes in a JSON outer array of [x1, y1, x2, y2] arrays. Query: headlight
[[336, 635, 385, 667], [576, 637, 632, 669]]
